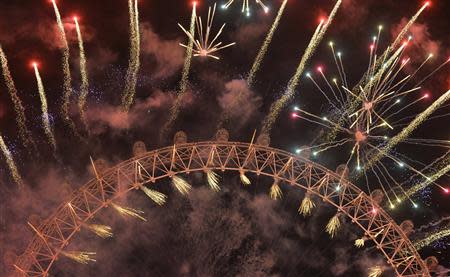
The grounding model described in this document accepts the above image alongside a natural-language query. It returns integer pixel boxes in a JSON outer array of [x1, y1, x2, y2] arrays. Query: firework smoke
[[74, 17, 90, 131], [206, 170, 221, 192], [60, 251, 96, 264], [417, 216, 450, 232], [111, 203, 147, 221], [122, 0, 141, 111], [0, 47, 36, 151], [141, 186, 167, 206], [366, 90, 450, 170], [0, 135, 24, 187], [247, 0, 288, 86], [172, 175, 192, 195], [51, 0, 76, 130], [414, 229, 450, 251], [33, 63, 57, 151], [261, 0, 342, 134]]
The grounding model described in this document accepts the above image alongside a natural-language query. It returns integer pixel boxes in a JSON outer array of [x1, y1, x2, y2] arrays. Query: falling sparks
[[206, 170, 221, 192], [0, 46, 36, 151], [247, 0, 287, 86], [33, 63, 57, 151], [298, 193, 315, 217], [269, 180, 282, 200], [122, 0, 141, 111], [141, 186, 167, 206], [84, 224, 113, 239], [179, 3, 236, 60], [355, 237, 366, 248], [261, 0, 342, 134], [0, 135, 24, 187], [326, 213, 341, 238], [74, 16, 90, 131], [172, 175, 192, 195], [240, 171, 251, 186], [221, 0, 270, 16], [51, 0, 75, 129], [111, 203, 146, 221], [368, 266, 383, 277], [60, 251, 96, 264]]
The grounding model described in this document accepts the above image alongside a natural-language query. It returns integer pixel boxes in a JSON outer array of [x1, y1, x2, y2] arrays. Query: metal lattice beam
[[13, 141, 429, 276]]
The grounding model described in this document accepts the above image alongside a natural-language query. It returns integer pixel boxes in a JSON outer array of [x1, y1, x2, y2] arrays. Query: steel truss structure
[[13, 139, 429, 276]]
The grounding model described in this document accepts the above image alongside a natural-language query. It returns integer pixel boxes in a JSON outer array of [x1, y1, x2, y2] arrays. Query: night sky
[[0, 0, 449, 276]]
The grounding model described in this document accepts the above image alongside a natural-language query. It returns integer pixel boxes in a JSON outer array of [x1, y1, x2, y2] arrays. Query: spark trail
[[247, 0, 288, 86], [74, 17, 90, 131], [0, 46, 36, 151], [122, 0, 141, 111], [366, 90, 450, 170], [261, 0, 342, 134], [51, 0, 76, 130], [414, 228, 450, 251], [0, 135, 24, 187], [33, 63, 57, 151], [325, 2, 430, 142]]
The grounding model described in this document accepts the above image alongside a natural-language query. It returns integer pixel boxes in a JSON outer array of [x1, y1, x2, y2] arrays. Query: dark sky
[[0, 0, 449, 276]]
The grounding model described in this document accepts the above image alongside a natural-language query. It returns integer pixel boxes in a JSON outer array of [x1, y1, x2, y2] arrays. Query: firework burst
[[141, 186, 167, 206], [0, 135, 24, 187], [206, 170, 221, 192], [221, 0, 270, 16], [84, 224, 113, 239], [326, 213, 341, 238], [298, 192, 316, 217], [60, 251, 96, 264], [74, 16, 90, 132], [111, 203, 147, 221], [172, 175, 192, 195], [179, 3, 236, 60]]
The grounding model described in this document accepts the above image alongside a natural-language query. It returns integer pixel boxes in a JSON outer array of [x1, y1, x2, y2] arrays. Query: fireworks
[[221, 0, 270, 16], [172, 175, 192, 195], [247, 0, 287, 86], [269, 180, 282, 200], [121, 0, 141, 111], [111, 203, 147, 221], [33, 62, 57, 151], [415, 228, 450, 251], [0, 135, 24, 187], [298, 193, 315, 217], [84, 224, 113, 239], [206, 170, 221, 192], [0, 47, 36, 152], [354, 237, 366, 248], [293, 20, 449, 206], [368, 266, 383, 277], [51, 0, 76, 130], [141, 186, 167, 206], [261, 0, 342, 134], [179, 3, 236, 60], [326, 213, 341, 238], [74, 16, 90, 132], [60, 251, 96, 264], [240, 171, 251, 186]]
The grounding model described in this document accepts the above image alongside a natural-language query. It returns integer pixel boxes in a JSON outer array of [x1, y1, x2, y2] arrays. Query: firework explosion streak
[[261, 0, 342, 134], [247, 0, 287, 86], [178, 2, 197, 95], [0, 135, 24, 187], [0, 47, 36, 151], [221, 0, 269, 15], [51, 0, 76, 129], [33, 63, 57, 151], [365, 90, 450, 170], [414, 228, 450, 251], [325, 2, 430, 142], [74, 17, 90, 131], [121, 0, 141, 111]]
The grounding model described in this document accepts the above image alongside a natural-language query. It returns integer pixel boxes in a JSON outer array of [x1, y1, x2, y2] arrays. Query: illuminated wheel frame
[[14, 134, 429, 277]]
